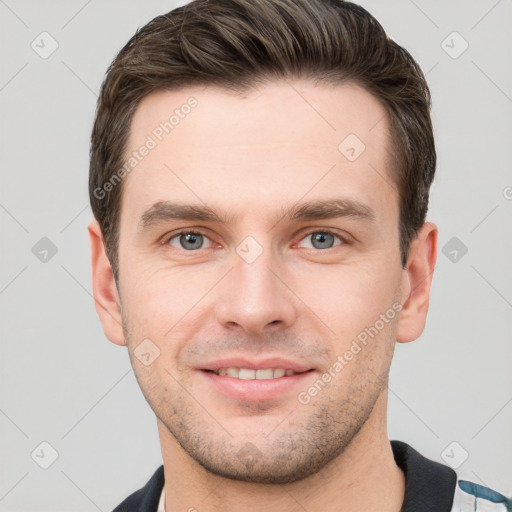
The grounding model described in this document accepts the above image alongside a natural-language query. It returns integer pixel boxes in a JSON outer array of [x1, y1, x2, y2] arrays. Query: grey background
[[1, 0, 511, 510]]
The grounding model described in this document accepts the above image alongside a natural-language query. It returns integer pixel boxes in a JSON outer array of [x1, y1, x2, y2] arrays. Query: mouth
[[202, 367, 312, 380], [198, 362, 316, 402]]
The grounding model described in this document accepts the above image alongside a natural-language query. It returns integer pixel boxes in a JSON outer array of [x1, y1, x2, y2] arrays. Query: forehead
[[122, 80, 396, 225]]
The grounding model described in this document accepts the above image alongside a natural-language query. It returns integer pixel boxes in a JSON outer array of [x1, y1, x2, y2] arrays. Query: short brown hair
[[89, 0, 435, 280]]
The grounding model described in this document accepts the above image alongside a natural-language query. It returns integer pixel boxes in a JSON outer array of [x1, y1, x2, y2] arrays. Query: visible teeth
[[214, 367, 297, 379], [227, 367, 239, 378], [239, 368, 256, 380], [256, 369, 274, 380]]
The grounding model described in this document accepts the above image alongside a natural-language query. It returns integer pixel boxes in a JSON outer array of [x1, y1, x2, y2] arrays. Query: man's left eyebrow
[[284, 198, 376, 223], [137, 201, 235, 232]]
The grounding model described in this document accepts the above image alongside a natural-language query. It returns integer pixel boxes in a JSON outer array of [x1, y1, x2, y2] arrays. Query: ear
[[396, 221, 438, 343], [88, 219, 126, 346]]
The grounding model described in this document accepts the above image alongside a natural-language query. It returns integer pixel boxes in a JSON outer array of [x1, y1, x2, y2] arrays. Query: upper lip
[[199, 357, 313, 373]]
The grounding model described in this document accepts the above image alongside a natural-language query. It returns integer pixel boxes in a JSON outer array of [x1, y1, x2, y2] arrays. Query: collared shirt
[[113, 440, 509, 511]]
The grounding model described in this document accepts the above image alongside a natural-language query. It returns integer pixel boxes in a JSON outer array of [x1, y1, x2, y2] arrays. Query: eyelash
[[162, 228, 349, 251]]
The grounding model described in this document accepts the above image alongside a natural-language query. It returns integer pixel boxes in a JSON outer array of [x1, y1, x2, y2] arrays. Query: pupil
[[312, 232, 333, 249], [181, 233, 202, 250]]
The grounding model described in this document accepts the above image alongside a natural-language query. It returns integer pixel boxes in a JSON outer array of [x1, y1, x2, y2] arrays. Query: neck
[[158, 392, 405, 512]]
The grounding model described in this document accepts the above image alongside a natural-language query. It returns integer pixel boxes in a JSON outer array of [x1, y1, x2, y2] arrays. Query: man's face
[[116, 80, 406, 483]]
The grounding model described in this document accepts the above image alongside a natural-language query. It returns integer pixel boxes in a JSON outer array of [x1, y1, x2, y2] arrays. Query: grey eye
[[298, 231, 342, 250], [168, 232, 212, 250], [180, 233, 203, 250], [311, 232, 335, 249]]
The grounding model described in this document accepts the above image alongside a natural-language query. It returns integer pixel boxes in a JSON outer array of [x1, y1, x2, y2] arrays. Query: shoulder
[[111, 465, 164, 512], [391, 440, 457, 510], [390, 441, 510, 512]]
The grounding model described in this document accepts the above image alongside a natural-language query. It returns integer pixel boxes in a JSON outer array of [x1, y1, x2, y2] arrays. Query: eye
[[297, 230, 344, 250], [167, 230, 215, 251]]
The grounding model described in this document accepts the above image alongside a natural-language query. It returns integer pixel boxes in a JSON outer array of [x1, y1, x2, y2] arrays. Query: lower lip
[[199, 370, 315, 402]]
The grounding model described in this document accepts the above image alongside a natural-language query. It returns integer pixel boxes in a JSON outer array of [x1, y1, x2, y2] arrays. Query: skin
[[89, 80, 437, 512]]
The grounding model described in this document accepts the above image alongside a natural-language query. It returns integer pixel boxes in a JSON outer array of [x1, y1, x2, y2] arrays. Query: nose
[[214, 243, 299, 335]]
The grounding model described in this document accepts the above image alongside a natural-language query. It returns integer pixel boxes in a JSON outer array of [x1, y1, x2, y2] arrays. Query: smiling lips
[[198, 357, 316, 401], [208, 367, 302, 379], [200, 357, 313, 377]]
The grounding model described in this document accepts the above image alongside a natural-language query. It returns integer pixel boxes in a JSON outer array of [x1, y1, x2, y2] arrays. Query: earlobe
[[88, 219, 126, 346], [396, 222, 438, 343]]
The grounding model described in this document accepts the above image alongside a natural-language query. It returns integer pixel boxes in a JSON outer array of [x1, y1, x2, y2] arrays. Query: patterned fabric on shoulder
[[451, 479, 512, 511]]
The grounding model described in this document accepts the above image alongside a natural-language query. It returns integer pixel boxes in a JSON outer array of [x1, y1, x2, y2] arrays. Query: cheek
[[119, 262, 214, 347], [288, 258, 402, 339]]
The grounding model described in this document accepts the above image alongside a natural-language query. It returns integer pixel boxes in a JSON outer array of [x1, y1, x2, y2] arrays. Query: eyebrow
[[137, 198, 375, 232], [286, 198, 375, 223], [138, 202, 235, 231]]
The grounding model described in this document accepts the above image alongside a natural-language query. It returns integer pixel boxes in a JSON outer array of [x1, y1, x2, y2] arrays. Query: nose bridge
[[214, 235, 298, 333]]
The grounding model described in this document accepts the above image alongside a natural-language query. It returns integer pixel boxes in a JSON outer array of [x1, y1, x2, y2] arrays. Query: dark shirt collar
[[114, 440, 457, 511], [391, 440, 457, 511]]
